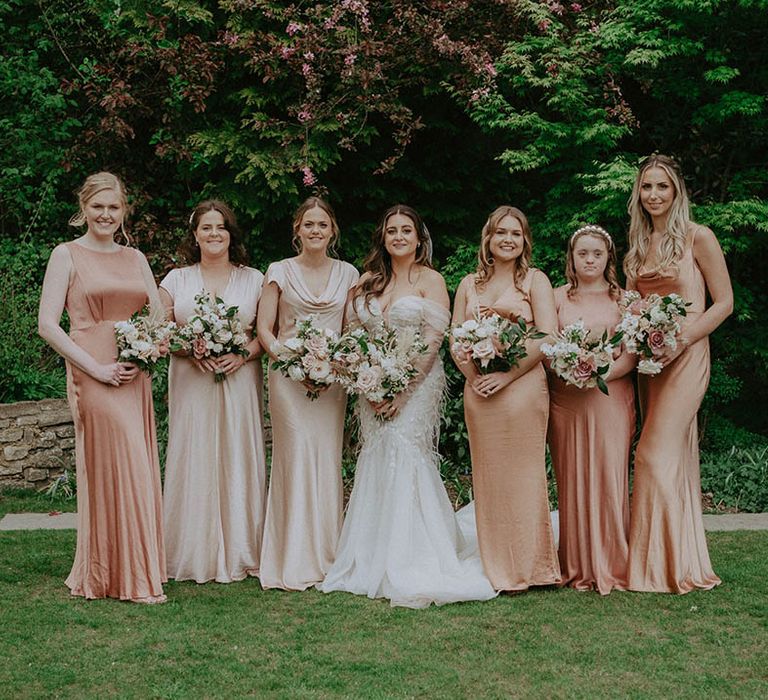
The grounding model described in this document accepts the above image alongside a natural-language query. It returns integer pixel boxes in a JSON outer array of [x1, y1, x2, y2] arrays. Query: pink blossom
[[280, 46, 295, 59], [301, 63, 312, 77], [572, 356, 597, 382], [538, 19, 552, 31], [303, 51, 315, 61], [302, 167, 317, 186], [484, 62, 497, 77], [344, 53, 357, 66], [570, 3, 583, 11], [648, 330, 666, 352], [298, 109, 312, 123], [221, 31, 240, 47], [286, 22, 301, 36], [192, 337, 208, 360]]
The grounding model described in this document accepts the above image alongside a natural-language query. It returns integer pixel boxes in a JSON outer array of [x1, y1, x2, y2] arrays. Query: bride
[[317, 205, 497, 607]]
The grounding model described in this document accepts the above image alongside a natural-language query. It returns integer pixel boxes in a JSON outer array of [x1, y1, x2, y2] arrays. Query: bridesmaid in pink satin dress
[[624, 155, 733, 593], [452, 206, 561, 592], [38, 173, 166, 603], [257, 197, 359, 591], [547, 225, 636, 595]]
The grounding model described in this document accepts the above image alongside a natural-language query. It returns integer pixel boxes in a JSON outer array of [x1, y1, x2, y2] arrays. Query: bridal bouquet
[[172, 291, 250, 382], [114, 305, 174, 374], [450, 313, 544, 374], [334, 323, 428, 409], [616, 290, 689, 375], [270, 315, 339, 399], [541, 320, 622, 395]]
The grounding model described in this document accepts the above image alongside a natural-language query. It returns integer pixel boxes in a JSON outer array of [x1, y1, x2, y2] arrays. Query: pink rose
[[648, 329, 666, 352], [472, 337, 497, 367], [192, 337, 208, 360], [306, 334, 329, 357], [572, 356, 597, 383]]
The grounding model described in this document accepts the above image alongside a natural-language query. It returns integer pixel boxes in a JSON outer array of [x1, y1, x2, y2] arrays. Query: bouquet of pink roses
[[332, 323, 427, 416], [616, 290, 689, 375], [171, 291, 250, 382], [541, 320, 622, 395], [114, 305, 174, 375], [270, 315, 339, 399], [450, 313, 544, 374]]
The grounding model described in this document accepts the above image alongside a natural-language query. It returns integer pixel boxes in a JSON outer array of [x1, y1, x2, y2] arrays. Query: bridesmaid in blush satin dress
[[160, 201, 267, 584], [547, 225, 636, 595], [451, 206, 561, 592], [257, 197, 359, 591], [38, 173, 166, 603], [624, 155, 733, 593]]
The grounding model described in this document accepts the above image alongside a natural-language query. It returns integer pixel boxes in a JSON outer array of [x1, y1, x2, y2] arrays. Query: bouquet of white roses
[[334, 322, 428, 414], [114, 305, 174, 375], [541, 320, 622, 395], [450, 313, 544, 374], [172, 290, 250, 382], [270, 315, 339, 399], [616, 291, 689, 375]]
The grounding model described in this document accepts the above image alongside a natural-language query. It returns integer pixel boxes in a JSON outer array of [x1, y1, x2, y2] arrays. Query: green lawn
[[0, 528, 766, 699]]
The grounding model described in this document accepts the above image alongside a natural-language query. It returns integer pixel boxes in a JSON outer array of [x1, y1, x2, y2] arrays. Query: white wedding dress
[[317, 296, 497, 608]]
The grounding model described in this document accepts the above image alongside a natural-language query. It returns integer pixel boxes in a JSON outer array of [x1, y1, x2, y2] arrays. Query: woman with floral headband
[[624, 155, 732, 594], [546, 225, 636, 595], [160, 200, 267, 584]]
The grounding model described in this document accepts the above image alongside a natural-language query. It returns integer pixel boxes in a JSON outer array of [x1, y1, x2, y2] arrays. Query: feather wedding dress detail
[[318, 296, 497, 608]]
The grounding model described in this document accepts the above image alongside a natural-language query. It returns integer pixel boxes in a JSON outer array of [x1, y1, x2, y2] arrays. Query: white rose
[[287, 364, 306, 382]]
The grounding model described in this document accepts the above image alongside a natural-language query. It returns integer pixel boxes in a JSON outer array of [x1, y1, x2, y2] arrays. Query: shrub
[[701, 446, 768, 513]]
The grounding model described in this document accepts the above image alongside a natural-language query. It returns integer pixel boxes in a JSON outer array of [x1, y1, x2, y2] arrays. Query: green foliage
[[701, 445, 768, 513], [0, 240, 66, 402]]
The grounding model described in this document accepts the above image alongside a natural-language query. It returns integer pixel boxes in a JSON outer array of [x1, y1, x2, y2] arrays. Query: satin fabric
[[462, 272, 561, 591], [318, 296, 496, 607], [627, 231, 720, 593], [161, 265, 267, 583], [259, 258, 359, 590], [63, 242, 166, 600], [547, 287, 635, 595]]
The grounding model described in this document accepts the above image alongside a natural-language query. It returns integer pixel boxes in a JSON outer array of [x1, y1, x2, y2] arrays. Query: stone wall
[[0, 399, 75, 489]]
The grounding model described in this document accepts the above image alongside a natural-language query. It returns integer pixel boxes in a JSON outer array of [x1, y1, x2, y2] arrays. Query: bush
[[701, 446, 768, 513], [0, 240, 66, 402]]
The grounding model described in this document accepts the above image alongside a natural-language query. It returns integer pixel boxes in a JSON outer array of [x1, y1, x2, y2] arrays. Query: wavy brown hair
[[68, 171, 131, 243], [624, 154, 690, 281], [565, 225, 620, 300], [179, 199, 249, 266], [356, 204, 433, 307], [475, 205, 532, 292], [291, 196, 340, 256]]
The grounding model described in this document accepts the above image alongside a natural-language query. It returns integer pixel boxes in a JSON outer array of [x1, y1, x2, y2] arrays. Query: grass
[[0, 528, 766, 698]]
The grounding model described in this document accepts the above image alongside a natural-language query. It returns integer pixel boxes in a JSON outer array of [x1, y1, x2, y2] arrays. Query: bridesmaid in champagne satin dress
[[624, 156, 733, 593], [38, 173, 166, 602], [452, 206, 561, 592], [160, 201, 267, 584], [547, 225, 636, 595], [257, 197, 359, 590]]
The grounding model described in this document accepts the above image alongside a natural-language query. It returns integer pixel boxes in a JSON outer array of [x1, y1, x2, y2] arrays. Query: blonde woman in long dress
[[38, 172, 166, 603], [257, 197, 359, 591], [547, 225, 636, 595], [318, 205, 496, 607], [451, 206, 561, 592], [160, 200, 267, 584], [624, 155, 733, 593]]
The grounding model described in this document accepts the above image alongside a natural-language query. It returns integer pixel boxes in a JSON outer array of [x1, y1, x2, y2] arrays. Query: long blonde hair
[[624, 154, 690, 280], [68, 172, 130, 243], [565, 224, 620, 300], [475, 205, 532, 291]]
